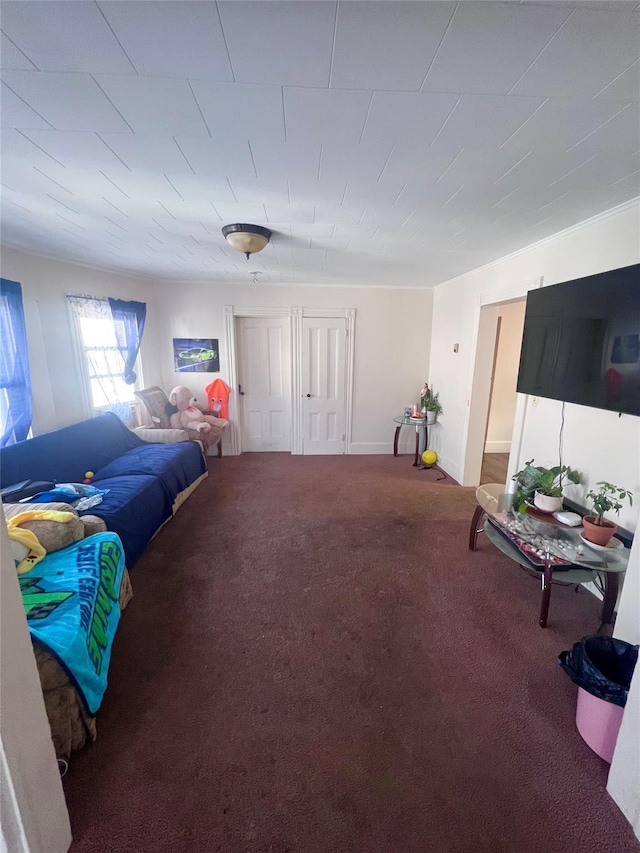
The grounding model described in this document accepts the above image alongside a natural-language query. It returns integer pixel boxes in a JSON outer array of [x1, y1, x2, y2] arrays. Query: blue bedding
[[0, 414, 208, 567], [85, 474, 174, 568], [93, 441, 205, 500], [0, 413, 144, 487]]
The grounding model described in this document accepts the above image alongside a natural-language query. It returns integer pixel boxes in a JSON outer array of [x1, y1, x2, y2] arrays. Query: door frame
[[224, 306, 356, 456], [459, 278, 543, 486]]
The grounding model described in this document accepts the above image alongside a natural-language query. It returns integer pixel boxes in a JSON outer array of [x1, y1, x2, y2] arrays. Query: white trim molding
[[224, 306, 356, 456]]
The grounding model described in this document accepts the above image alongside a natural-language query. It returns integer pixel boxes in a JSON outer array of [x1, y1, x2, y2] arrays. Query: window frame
[[67, 296, 143, 421]]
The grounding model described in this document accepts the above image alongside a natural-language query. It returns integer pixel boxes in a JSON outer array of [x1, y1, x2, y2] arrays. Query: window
[[68, 295, 146, 422], [0, 279, 33, 446]]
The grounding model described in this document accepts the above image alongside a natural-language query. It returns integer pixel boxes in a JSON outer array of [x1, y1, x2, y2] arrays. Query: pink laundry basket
[[575, 686, 624, 764]]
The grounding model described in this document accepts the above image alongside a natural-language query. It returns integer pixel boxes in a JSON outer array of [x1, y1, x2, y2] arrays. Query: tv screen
[[516, 264, 640, 416]]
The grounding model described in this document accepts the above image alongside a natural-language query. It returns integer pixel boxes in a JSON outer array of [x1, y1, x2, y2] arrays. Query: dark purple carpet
[[65, 454, 638, 852]]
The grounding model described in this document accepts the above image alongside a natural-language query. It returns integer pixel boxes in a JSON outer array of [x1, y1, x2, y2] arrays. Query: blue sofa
[[0, 413, 207, 566]]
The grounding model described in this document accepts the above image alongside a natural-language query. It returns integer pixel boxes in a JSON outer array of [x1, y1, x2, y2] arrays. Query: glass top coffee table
[[472, 485, 629, 629]]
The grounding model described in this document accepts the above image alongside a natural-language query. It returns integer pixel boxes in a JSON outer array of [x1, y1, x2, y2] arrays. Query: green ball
[[421, 450, 437, 466]]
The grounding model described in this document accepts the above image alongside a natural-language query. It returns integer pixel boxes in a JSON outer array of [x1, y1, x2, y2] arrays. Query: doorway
[[465, 298, 526, 486], [301, 316, 348, 455], [224, 307, 355, 456], [236, 317, 291, 452]]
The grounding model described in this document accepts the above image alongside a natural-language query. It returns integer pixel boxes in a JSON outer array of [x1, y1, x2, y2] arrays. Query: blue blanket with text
[[19, 532, 126, 714]]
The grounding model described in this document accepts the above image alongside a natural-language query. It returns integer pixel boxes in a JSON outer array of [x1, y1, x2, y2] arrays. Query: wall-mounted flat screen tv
[[516, 264, 640, 416]]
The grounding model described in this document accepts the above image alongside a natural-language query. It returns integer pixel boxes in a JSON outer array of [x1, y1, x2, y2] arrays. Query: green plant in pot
[[420, 384, 443, 424], [583, 482, 633, 547], [512, 460, 580, 514]]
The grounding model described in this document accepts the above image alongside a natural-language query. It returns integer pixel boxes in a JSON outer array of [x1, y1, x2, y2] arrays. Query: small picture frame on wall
[[173, 338, 220, 373]]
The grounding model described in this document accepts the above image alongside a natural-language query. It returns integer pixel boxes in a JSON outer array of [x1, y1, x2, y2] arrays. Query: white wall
[[0, 507, 72, 853], [485, 300, 526, 453], [153, 280, 433, 455], [0, 246, 162, 434], [429, 202, 640, 532], [429, 200, 640, 839]]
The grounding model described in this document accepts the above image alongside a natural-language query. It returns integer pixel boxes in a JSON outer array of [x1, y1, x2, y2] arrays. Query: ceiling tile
[[99, 1, 233, 80], [0, 82, 52, 129], [431, 94, 546, 149], [250, 140, 322, 184], [284, 88, 371, 147], [511, 9, 640, 98], [593, 58, 640, 101], [422, 2, 570, 95], [99, 133, 194, 174], [1, 33, 37, 70], [189, 81, 285, 146], [361, 92, 461, 148], [331, 1, 454, 91], [16, 129, 123, 171], [172, 135, 254, 183], [499, 97, 637, 157], [1, 71, 131, 132], [217, 1, 336, 87], [93, 74, 209, 136], [0, 1, 133, 74]]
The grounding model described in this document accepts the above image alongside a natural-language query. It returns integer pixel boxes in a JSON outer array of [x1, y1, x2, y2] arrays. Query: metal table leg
[[601, 572, 619, 625], [539, 561, 553, 628], [393, 425, 401, 457]]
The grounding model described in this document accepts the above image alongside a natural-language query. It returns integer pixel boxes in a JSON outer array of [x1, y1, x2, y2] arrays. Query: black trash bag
[[558, 636, 638, 708]]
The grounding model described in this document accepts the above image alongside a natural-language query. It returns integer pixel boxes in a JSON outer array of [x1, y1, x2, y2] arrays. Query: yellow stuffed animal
[[7, 510, 81, 574]]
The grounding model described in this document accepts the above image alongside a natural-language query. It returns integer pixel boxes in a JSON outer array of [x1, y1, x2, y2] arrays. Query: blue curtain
[[0, 279, 33, 446], [108, 298, 146, 385]]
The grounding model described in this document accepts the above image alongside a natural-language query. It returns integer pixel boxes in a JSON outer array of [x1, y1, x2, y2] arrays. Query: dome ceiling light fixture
[[221, 223, 272, 261]]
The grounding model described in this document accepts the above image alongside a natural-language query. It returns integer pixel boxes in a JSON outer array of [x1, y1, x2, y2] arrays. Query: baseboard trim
[[435, 453, 460, 483], [349, 442, 414, 455], [484, 441, 511, 454]]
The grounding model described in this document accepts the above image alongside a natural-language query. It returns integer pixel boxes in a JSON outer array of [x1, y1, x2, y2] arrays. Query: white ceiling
[[1, 0, 638, 287]]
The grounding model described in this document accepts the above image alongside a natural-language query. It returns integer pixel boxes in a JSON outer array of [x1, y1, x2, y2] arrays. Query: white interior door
[[301, 316, 347, 455], [237, 317, 291, 452]]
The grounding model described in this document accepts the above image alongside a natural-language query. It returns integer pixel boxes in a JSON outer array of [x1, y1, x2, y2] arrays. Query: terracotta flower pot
[[534, 491, 563, 513], [582, 516, 618, 547]]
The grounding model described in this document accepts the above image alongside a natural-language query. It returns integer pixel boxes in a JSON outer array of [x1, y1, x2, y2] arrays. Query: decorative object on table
[[404, 407, 412, 418], [205, 378, 231, 420], [421, 449, 438, 467], [169, 386, 228, 433], [582, 481, 633, 547], [511, 460, 580, 514], [579, 533, 625, 553], [419, 383, 443, 425], [173, 338, 220, 373]]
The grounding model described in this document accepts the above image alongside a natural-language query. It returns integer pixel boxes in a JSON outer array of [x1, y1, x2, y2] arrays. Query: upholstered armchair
[[134, 386, 224, 457]]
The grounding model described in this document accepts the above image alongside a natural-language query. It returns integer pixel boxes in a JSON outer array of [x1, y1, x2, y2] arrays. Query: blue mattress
[[89, 441, 206, 566], [93, 441, 205, 500], [84, 474, 173, 568]]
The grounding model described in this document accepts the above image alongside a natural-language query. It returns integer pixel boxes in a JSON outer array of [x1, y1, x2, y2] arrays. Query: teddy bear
[[169, 386, 228, 433]]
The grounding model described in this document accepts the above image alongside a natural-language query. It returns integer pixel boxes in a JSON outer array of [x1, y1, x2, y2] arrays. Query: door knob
[[239, 384, 245, 396], [306, 393, 311, 398]]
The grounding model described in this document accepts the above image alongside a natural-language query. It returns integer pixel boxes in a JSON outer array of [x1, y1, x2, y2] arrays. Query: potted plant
[[419, 384, 443, 425], [512, 460, 580, 514], [583, 482, 633, 546]]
